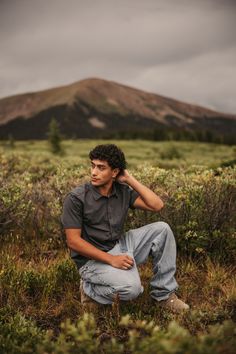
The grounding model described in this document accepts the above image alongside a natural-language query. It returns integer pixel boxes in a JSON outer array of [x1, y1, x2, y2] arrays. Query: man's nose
[[91, 167, 98, 176]]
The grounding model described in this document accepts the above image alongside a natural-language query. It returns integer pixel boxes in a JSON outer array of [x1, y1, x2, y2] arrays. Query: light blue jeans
[[79, 221, 179, 305]]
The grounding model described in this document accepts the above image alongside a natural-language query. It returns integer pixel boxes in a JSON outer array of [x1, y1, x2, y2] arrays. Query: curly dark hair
[[89, 144, 127, 173]]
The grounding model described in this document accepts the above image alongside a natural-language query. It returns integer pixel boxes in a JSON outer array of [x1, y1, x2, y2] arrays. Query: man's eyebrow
[[91, 162, 107, 168]]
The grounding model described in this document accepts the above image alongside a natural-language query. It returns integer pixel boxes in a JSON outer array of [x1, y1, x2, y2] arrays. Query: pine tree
[[8, 134, 15, 149], [47, 118, 63, 154]]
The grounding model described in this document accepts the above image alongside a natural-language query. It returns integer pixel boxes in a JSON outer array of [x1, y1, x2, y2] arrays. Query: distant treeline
[[3, 127, 235, 145], [101, 128, 236, 145]]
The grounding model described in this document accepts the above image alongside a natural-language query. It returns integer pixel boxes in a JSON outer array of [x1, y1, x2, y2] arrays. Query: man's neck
[[97, 181, 113, 197]]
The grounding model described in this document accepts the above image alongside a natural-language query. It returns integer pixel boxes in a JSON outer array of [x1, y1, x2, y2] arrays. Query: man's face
[[90, 159, 119, 186]]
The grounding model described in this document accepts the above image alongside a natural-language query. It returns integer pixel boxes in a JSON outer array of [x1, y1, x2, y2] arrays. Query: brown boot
[[80, 279, 104, 313], [158, 293, 190, 314]]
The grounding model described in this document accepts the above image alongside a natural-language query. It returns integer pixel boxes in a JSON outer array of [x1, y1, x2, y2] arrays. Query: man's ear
[[113, 168, 120, 179]]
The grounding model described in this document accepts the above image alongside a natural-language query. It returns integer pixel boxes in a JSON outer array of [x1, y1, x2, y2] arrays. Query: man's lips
[[91, 178, 99, 181]]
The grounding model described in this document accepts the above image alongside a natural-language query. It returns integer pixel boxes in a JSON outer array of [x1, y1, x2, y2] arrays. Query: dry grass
[[1, 239, 235, 337]]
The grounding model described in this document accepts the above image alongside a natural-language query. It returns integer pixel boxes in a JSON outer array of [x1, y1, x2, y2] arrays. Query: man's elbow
[[66, 237, 80, 250], [66, 237, 73, 249], [65, 236, 73, 249], [153, 200, 164, 212]]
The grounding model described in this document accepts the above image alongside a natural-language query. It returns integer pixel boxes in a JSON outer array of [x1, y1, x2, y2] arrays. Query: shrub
[[0, 308, 45, 354], [160, 145, 182, 160], [1, 311, 235, 354], [0, 153, 235, 261]]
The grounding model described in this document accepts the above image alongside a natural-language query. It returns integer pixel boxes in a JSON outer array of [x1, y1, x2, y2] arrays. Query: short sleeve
[[61, 193, 83, 229], [129, 187, 139, 209]]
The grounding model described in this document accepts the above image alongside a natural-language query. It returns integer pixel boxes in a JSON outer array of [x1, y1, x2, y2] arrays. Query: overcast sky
[[0, 0, 236, 113]]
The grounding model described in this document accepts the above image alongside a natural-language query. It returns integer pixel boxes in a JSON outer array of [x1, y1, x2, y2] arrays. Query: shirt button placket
[[107, 197, 113, 240]]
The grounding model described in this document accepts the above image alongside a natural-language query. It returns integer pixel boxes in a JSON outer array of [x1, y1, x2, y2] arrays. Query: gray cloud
[[0, 0, 235, 113]]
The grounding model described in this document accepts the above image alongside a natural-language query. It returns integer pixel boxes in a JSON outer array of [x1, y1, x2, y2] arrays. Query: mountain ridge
[[0, 78, 235, 142]]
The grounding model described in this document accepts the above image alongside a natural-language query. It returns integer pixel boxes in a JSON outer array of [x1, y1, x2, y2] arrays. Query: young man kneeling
[[61, 144, 189, 313]]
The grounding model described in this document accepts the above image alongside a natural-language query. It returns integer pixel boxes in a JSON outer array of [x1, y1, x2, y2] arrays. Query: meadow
[[0, 139, 236, 353]]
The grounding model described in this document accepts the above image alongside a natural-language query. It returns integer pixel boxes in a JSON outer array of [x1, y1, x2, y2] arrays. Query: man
[[61, 144, 189, 313]]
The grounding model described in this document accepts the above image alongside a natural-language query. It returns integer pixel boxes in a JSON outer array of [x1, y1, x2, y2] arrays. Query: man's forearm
[[68, 236, 113, 265]]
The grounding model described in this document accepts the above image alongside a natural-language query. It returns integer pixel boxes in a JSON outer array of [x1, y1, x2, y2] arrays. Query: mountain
[[0, 78, 235, 142]]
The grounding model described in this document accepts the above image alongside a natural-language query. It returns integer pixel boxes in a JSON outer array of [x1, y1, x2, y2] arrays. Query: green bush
[[0, 259, 80, 308], [0, 311, 235, 354], [0, 308, 45, 354], [159, 145, 183, 160], [0, 153, 235, 261], [126, 166, 236, 261]]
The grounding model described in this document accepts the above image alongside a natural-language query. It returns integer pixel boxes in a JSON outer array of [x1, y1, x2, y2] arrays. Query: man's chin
[[91, 179, 101, 185]]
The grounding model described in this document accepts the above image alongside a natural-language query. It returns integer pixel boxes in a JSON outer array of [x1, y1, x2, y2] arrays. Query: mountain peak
[[0, 78, 235, 142]]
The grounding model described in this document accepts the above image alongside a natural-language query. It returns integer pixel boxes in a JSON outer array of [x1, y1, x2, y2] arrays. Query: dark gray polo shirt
[[61, 181, 139, 269]]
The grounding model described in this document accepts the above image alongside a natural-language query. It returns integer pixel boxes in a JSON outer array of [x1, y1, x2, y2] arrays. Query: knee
[[154, 222, 175, 242], [145, 221, 170, 234], [156, 221, 170, 231], [119, 281, 143, 301], [152, 221, 172, 235]]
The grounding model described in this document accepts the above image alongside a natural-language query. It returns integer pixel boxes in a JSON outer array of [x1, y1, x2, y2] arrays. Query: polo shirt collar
[[89, 181, 118, 200]]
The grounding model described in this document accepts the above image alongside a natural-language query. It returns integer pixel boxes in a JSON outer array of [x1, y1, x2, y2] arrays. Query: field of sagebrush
[[0, 140, 236, 354]]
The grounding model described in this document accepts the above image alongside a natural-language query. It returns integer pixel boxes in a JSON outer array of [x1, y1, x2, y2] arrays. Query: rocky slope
[[0, 78, 235, 142]]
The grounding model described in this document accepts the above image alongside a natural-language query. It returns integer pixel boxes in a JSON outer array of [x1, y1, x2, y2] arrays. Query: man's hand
[[116, 168, 164, 212], [109, 254, 134, 270], [116, 169, 131, 184]]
